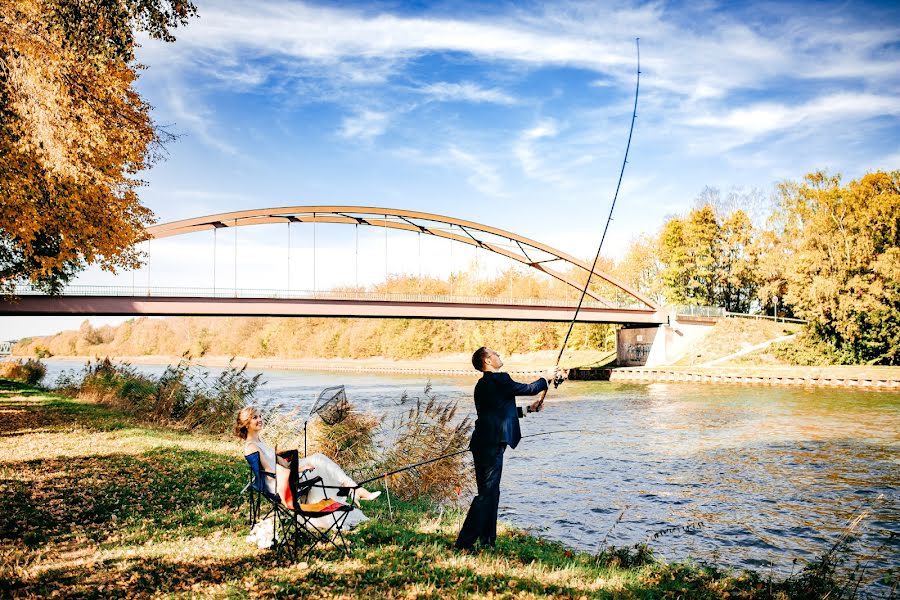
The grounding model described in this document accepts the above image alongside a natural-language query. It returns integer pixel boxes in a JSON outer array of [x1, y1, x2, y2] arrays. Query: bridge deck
[[1, 295, 666, 324]]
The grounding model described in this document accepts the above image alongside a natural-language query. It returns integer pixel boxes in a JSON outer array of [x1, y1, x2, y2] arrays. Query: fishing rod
[[536, 37, 641, 407], [354, 430, 601, 487]]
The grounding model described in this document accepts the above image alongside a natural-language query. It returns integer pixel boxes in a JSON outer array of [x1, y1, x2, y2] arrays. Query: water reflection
[[39, 361, 899, 589]]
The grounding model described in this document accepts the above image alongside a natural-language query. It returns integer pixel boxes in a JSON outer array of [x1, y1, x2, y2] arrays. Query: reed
[[378, 382, 474, 503], [52, 356, 263, 433]]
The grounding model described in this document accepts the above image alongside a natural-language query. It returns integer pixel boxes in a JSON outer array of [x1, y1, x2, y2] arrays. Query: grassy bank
[[0, 381, 861, 599]]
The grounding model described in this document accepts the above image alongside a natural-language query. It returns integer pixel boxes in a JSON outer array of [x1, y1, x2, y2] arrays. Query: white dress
[[246, 440, 368, 547]]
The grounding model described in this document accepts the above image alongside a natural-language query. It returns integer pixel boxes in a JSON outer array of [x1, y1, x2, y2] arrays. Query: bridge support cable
[[287, 221, 291, 293], [383, 213, 388, 284], [233, 219, 238, 298], [213, 228, 217, 295], [449, 225, 454, 296], [313, 212, 317, 293]]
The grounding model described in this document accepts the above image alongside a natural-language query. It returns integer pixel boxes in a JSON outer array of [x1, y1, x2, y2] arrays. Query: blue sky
[[4, 0, 900, 339]]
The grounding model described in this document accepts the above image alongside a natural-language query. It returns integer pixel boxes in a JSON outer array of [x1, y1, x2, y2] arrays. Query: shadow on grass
[[0, 447, 246, 547], [0, 379, 146, 436]]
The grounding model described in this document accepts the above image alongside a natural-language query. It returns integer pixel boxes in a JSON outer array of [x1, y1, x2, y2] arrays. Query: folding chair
[[276, 449, 356, 559], [243, 451, 299, 556]]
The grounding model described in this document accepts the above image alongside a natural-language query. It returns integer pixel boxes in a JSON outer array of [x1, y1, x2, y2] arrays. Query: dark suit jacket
[[470, 372, 548, 450]]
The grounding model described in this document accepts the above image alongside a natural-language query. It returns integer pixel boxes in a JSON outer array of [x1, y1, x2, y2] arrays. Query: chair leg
[[298, 511, 353, 559]]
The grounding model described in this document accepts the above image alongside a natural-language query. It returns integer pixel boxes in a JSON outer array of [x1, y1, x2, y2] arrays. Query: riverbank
[[0, 380, 855, 598], [609, 365, 900, 390], [12, 351, 900, 388], [9, 350, 615, 377]]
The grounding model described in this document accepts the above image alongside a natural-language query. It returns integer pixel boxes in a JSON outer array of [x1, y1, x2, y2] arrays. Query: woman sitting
[[235, 406, 380, 542]]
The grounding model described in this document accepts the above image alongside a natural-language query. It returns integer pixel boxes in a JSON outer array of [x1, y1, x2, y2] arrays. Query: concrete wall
[[617, 327, 659, 366], [617, 314, 717, 367]]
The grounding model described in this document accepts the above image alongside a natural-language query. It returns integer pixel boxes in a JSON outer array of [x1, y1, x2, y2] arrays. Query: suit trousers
[[455, 442, 506, 549]]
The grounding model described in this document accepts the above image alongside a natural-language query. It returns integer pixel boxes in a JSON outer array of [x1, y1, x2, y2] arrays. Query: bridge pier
[[616, 311, 717, 367]]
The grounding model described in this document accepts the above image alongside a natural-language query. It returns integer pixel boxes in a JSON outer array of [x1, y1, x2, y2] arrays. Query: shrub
[[261, 396, 383, 473], [0, 359, 46, 385], [379, 382, 474, 503], [78, 358, 156, 408], [771, 331, 849, 366]]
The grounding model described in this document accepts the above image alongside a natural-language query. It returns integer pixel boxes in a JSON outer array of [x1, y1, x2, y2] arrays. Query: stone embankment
[[592, 366, 900, 389]]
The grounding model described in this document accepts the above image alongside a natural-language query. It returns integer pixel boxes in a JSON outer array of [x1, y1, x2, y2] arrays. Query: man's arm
[[498, 372, 548, 397]]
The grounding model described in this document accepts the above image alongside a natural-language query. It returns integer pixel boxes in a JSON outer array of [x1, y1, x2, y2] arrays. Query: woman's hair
[[234, 406, 260, 440]]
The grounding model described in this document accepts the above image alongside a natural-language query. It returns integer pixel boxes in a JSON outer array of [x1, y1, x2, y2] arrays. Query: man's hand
[[544, 367, 567, 385]]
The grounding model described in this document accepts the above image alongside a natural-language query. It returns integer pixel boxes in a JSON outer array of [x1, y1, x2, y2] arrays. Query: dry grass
[[674, 318, 803, 366]]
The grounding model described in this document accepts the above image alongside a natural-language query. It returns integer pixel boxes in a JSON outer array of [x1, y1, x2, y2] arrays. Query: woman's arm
[[245, 441, 275, 474]]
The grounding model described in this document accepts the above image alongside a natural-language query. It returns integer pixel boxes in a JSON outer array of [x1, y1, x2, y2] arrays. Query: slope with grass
[[672, 317, 803, 367], [1, 379, 853, 599]]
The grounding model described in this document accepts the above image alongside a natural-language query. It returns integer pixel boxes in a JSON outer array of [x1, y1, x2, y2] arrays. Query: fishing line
[[354, 430, 601, 487], [540, 38, 641, 398]]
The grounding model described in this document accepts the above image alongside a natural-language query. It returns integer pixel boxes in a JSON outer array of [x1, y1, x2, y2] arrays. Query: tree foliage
[[655, 203, 760, 312], [773, 170, 900, 364], [0, 0, 196, 291]]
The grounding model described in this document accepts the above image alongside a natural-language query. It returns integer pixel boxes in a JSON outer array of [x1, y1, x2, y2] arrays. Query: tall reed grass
[[258, 382, 472, 504], [54, 356, 262, 433]]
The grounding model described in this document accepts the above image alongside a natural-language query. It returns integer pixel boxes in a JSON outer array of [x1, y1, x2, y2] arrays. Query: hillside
[[14, 316, 616, 363]]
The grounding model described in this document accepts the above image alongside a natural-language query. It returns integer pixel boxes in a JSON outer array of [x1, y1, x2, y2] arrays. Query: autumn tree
[[0, 0, 196, 292], [773, 170, 900, 364], [614, 233, 666, 305], [654, 199, 760, 312]]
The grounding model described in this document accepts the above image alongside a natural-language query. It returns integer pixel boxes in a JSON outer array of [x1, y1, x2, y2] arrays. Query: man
[[454, 346, 563, 551]]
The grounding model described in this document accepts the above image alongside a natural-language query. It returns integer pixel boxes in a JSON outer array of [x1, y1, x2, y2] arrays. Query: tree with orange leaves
[[0, 0, 196, 292]]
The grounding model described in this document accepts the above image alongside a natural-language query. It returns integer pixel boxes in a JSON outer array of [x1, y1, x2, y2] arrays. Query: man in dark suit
[[454, 346, 563, 551]]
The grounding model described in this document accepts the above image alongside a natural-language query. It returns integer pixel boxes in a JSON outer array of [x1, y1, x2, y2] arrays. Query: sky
[[4, 0, 900, 340]]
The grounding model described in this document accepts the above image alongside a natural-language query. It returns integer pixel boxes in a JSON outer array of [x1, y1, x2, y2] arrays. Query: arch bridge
[[2, 206, 664, 324]]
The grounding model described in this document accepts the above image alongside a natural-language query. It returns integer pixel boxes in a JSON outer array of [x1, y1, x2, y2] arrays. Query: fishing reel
[[551, 370, 567, 388]]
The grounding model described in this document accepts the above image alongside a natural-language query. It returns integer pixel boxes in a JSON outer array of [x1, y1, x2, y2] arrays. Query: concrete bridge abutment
[[616, 311, 717, 367]]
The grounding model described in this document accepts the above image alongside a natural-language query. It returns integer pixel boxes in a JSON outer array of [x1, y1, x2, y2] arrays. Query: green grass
[[0, 379, 856, 598]]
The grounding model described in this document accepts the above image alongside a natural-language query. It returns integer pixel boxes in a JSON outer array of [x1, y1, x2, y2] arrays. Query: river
[[40, 360, 900, 590]]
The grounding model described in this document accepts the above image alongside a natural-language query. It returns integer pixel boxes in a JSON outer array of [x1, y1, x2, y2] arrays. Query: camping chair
[[243, 451, 300, 556], [275, 448, 356, 559]]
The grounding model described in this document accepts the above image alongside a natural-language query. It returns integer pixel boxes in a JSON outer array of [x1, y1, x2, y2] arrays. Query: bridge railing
[[8, 284, 652, 311], [673, 305, 726, 318], [673, 304, 807, 324], [725, 311, 807, 324]]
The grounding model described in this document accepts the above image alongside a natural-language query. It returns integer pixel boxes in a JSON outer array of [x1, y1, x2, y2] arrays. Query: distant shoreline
[[17, 351, 594, 377], [15, 353, 900, 388]]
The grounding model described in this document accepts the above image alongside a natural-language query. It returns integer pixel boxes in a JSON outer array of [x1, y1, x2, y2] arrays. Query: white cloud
[[686, 93, 900, 139], [339, 109, 390, 140], [446, 146, 504, 196], [515, 119, 565, 183], [395, 145, 504, 197], [418, 82, 517, 105], [165, 86, 238, 155]]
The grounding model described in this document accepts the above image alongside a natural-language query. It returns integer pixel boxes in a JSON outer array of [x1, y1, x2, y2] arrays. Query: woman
[[235, 406, 380, 543]]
